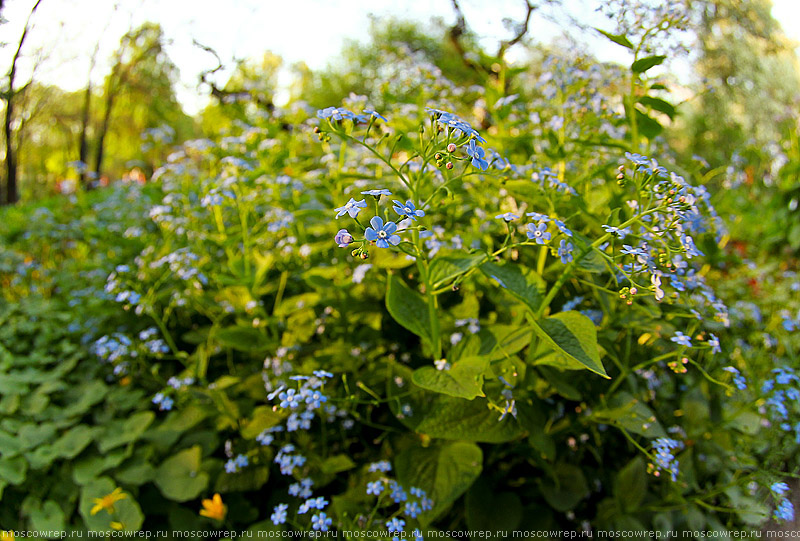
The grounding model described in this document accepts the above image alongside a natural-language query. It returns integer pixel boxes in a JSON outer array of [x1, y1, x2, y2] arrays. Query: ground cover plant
[[1, 1, 799, 537]]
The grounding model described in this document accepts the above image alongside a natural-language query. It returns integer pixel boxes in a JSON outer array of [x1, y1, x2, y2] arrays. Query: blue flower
[[224, 459, 238, 473], [723, 367, 747, 390], [393, 200, 425, 221], [368, 460, 392, 473], [625, 152, 651, 166], [256, 430, 274, 446], [366, 480, 384, 495], [404, 502, 422, 518], [558, 240, 574, 264], [426, 108, 486, 143], [620, 245, 646, 257], [670, 331, 692, 348], [361, 188, 392, 197], [651, 437, 684, 481], [311, 512, 332, 531], [602, 225, 631, 239], [772, 482, 790, 496], [234, 454, 249, 468], [365, 216, 401, 248], [774, 499, 794, 522], [318, 107, 355, 121], [334, 229, 354, 248], [526, 222, 551, 245], [554, 219, 572, 237], [279, 389, 300, 409], [526, 212, 551, 223], [495, 212, 519, 222], [413, 530, 424, 541], [465, 140, 489, 171], [305, 390, 328, 409], [389, 480, 408, 503], [708, 333, 721, 354], [334, 198, 367, 219], [363, 110, 388, 122], [152, 393, 173, 411], [271, 503, 288, 525], [386, 518, 406, 533]]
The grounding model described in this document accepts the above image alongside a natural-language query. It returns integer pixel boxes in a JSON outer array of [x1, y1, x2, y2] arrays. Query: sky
[[2, 0, 799, 115]]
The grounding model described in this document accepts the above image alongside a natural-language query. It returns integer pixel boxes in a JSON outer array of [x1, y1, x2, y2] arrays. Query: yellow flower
[[199, 493, 227, 521], [110, 522, 124, 530], [1, 531, 14, 540], [90, 487, 127, 516]]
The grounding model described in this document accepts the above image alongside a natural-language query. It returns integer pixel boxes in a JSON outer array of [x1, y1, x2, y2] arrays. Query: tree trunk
[[78, 82, 92, 185], [2, 0, 43, 205], [93, 91, 114, 181], [4, 98, 17, 204]]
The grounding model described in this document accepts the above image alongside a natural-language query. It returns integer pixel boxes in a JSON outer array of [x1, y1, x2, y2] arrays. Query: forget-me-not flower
[[365, 216, 401, 248], [334, 198, 366, 219]]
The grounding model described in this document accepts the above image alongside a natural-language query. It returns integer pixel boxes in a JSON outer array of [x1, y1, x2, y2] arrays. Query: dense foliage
[[1, 3, 799, 538]]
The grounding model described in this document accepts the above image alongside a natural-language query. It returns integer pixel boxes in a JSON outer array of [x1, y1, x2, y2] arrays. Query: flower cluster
[[647, 437, 684, 481], [363, 461, 432, 539], [761, 367, 800, 443], [771, 482, 795, 522]]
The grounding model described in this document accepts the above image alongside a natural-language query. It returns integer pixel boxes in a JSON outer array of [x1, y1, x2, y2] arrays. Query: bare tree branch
[[193, 40, 274, 110], [448, 0, 486, 75], [3, 0, 43, 204], [497, 0, 537, 59]]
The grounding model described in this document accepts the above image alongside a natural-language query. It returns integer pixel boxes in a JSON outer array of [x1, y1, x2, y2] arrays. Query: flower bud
[[447, 143, 456, 153], [446, 162, 454, 170], [335, 229, 354, 248]]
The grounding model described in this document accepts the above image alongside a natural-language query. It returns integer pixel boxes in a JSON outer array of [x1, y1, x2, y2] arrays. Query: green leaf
[[428, 254, 485, 290], [154, 446, 209, 502], [615, 456, 647, 512], [215, 326, 271, 352], [72, 450, 129, 485], [386, 274, 432, 343], [214, 466, 268, 493], [98, 411, 155, 453], [466, 478, 523, 538], [79, 477, 144, 531], [146, 404, 209, 448], [415, 396, 523, 443], [591, 392, 665, 437], [0, 456, 27, 485], [480, 262, 545, 314], [517, 401, 556, 460], [28, 500, 65, 531], [370, 248, 415, 269], [595, 28, 634, 49], [530, 311, 608, 378], [17, 422, 57, 451], [320, 454, 356, 475], [480, 325, 533, 362], [241, 406, 284, 439], [538, 463, 589, 511], [50, 425, 96, 459], [396, 441, 482, 526], [638, 96, 676, 119], [635, 110, 663, 139], [631, 55, 666, 73], [412, 357, 489, 399]]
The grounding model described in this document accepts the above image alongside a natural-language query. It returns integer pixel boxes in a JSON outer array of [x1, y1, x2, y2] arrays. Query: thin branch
[[497, 0, 537, 58], [448, 0, 485, 74], [192, 40, 274, 109]]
